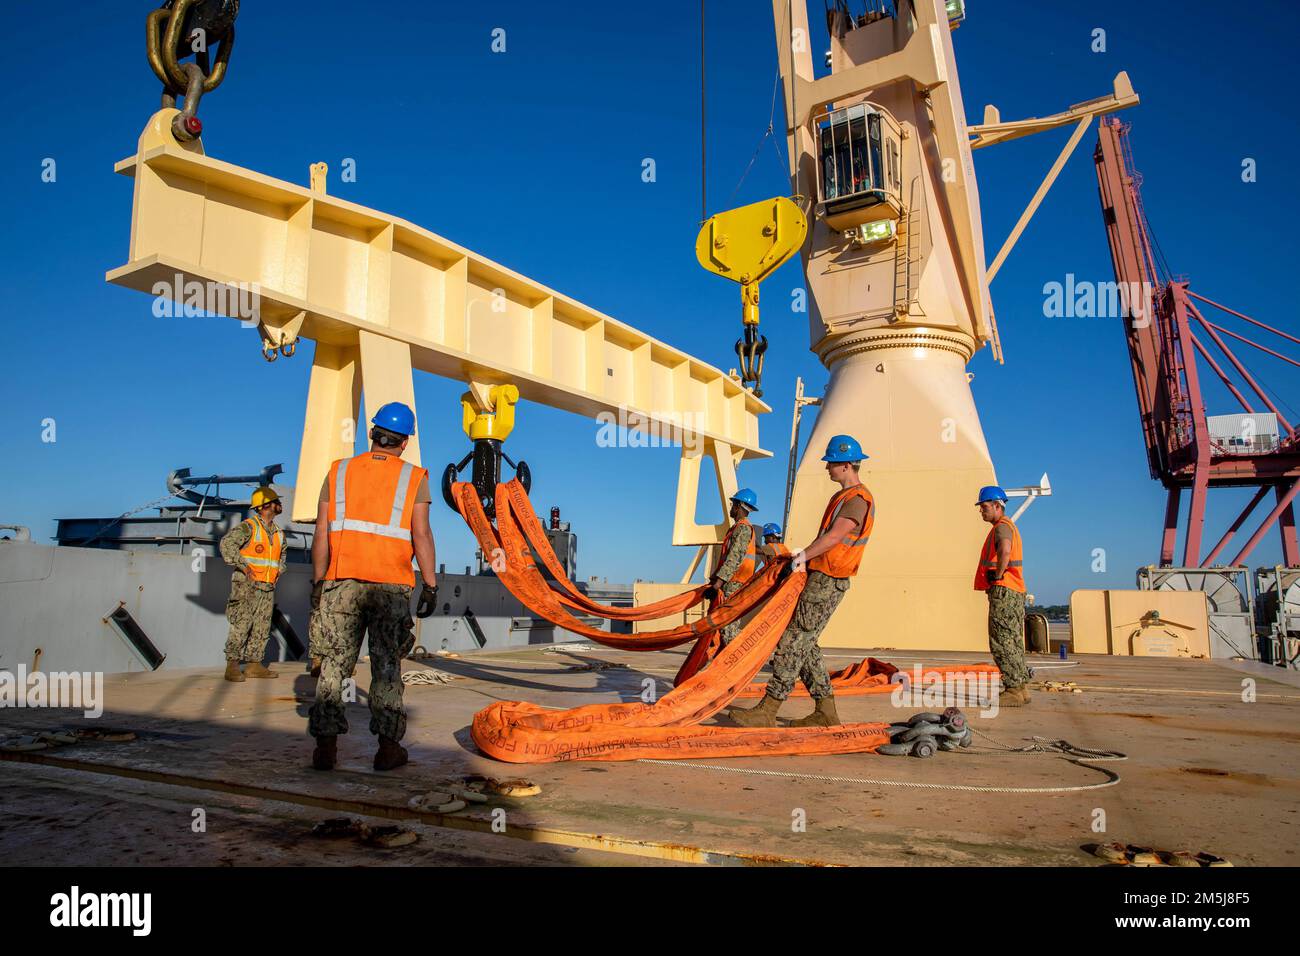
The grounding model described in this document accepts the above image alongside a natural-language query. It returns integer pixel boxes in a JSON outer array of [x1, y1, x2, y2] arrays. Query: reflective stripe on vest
[[325, 453, 426, 586], [329, 458, 415, 541], [720, 519, 757, 585], [974, 516, 1026, 593], [808, 484, 874, 579], [239, 518, 283, 584]]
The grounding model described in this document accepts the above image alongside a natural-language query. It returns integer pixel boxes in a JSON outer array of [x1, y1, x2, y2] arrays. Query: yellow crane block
[[695, 196, 807, 327], [462, 384, 518, 442]]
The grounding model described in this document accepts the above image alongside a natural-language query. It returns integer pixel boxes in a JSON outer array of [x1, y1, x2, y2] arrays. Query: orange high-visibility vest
[[239, 517, 284, 584], [974, 516, 1025, 593], [808, 484, 873, 579], [767, 542, 791, 559], [719, 518, 757, 585], [325, 452, 427, 587]]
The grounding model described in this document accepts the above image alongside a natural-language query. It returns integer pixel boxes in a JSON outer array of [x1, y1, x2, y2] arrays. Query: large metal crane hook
[[146, 0, 239, 142], [440, 384, 531, 521], [735, 324, 768, 398], [695, 196, 806, 401]]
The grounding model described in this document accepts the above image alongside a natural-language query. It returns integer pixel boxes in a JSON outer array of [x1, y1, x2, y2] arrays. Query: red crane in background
[[1094, 117, 1300, 569]]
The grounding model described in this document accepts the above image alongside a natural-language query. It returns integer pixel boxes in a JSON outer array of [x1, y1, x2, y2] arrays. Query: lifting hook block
[[461, 383, 519, 443], [444, 383, 529, 520]]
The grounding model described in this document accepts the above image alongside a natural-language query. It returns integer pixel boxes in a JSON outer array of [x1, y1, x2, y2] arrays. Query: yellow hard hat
[[251, 486, 281, 508]]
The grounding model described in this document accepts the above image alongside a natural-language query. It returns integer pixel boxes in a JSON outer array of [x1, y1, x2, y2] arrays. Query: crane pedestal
[[787, 327, 994, 649]]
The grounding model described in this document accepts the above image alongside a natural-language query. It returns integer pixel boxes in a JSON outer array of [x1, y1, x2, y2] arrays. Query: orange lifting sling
[[499, 480, 711, 621], [471, 570, 894, 763], [455, 483, 780, 650], [496, 480, 999, 696], [454, 481, 1001, 762]]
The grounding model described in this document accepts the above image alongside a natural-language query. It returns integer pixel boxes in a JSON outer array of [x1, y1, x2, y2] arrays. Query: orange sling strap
[[499, 480, 710, 621], [672, 632, 1000, 697], [471, 568, 895, 764], [456, 483, 1000, 761], [456, 483, 781, 651]]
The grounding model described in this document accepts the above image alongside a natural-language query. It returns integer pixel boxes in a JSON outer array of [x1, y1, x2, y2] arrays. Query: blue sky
[[1, 1, 1297, 603]]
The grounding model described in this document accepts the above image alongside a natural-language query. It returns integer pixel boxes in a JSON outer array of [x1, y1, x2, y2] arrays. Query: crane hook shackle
[[146, 0, 240, 142], [735, 325, 768, 398]]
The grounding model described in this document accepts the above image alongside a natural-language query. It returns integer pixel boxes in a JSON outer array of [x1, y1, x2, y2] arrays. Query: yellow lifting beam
[[107, 109, 770, 549]]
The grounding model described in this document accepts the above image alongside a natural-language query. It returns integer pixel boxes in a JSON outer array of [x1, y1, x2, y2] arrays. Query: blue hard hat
[[821, 434, 867, 463], [371, 402, 416, 436], [730, 488, 759, 512], [976, 485, 1008, 505], [762, 523, 783, 538]]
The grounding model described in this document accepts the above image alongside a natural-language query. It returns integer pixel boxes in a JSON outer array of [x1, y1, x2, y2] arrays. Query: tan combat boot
[[728, 693, 782, 728], [998, 685, 1031, 707], [312, 735, 338, 771], [786, 695, 841, 727], [374, 735, 409, 771], [223, 661, 245, 683], [244, 661, 279, 679]]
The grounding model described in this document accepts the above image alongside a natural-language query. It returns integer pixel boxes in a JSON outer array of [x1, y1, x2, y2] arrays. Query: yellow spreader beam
[[107, 110, 770, 543]]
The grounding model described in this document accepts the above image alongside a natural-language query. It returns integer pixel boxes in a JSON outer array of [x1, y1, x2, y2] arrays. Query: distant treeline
[[1029, 604, 1070, 619]]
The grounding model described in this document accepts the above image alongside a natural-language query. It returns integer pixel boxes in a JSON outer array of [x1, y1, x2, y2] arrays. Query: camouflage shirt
[[714, 521, 754, 584]]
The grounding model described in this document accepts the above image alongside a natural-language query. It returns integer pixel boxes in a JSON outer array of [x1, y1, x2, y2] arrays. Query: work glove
[[985, 569, 1003, 586], [416, 583, 438, 619], [783, 550, 808, 579], [311, 580, 323, 611]]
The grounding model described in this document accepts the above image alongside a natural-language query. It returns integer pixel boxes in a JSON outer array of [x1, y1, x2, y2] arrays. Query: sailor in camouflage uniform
[[731, 435, 874, 728], [973, 486, 1033, 705], [307, 402, 440, 772], [758, 522, 790, 567], [710, 489, 759, 647], [218, 486, 287, 681]]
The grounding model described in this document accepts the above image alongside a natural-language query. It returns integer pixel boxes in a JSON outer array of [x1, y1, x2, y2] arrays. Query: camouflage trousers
[[307, 608, 322, 661], [223, 574, 275, 663], [307, 579, 415, 741], [717, 579, 748, 646], [763, 571, 847, 701], [987, 585, 1032, 689]]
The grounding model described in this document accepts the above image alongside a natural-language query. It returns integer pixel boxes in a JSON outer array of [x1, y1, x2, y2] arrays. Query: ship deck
[[2, 645, 1297, 867]]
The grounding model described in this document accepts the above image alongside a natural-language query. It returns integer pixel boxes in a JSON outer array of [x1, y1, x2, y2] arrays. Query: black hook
[[735, 325, 768, 398]]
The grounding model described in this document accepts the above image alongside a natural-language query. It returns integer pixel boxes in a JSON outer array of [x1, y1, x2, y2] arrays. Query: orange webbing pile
[[454, 483, 779, 651], [463, 479, 1004, 695], [673, 638, 1003, 698], [498, 480, 708, 621], [470, 568, 893, 763]]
